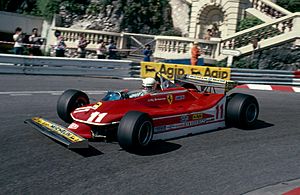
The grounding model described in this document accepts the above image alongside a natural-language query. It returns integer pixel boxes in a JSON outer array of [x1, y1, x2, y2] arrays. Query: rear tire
[[118, 111, 153, 152], [57, 89, 89, 123], [226, 93, 259, 129]]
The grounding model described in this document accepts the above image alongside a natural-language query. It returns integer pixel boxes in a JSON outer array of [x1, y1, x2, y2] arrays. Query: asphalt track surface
[[0, 75, 299, 195]]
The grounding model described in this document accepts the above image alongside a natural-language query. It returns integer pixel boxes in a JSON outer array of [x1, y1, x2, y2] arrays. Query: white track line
[[0, 90, 106, 96], [10, 94, 33, 96]]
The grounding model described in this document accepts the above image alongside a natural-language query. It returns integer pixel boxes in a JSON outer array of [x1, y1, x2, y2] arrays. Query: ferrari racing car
[[25, 74, 259, 152]]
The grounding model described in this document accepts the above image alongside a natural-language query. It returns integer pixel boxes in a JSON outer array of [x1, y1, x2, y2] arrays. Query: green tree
[[120, 0, 174, 34], [277, 0, 300, 12], [237, 16, 264, 32], [36, 0, 60, 20]]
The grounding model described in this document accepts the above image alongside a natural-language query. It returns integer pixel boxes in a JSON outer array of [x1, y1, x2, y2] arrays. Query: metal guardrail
[[0, 54, 133, 78], [231, 68, 300, 86], [0, 54, 299, 86], [128, 63, 300, 86]]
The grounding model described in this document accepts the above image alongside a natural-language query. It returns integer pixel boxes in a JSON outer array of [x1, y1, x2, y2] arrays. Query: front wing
[[25, 117, 89, 149]]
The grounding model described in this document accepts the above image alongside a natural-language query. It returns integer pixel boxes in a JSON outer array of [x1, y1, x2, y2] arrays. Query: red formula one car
[[25, 74, 259, 152]]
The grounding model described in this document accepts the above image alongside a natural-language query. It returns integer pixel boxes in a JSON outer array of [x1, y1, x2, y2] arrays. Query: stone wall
[[0, 11, 44, 34], [169, 0, 191, 36], [233, 42, 300, 70]]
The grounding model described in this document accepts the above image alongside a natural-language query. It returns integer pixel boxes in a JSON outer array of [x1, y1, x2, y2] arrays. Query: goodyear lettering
[[204, 68, 228, 79], [192, 113, 203, 120]]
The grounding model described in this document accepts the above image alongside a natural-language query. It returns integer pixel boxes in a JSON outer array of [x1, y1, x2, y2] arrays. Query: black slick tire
[[118, 111, 153, 152], [57, 89, 89, 123], [226, 93, 259, 129]]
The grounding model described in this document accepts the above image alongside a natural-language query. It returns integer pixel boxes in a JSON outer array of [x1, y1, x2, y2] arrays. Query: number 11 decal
[[87, 112, 107, 123], [216, 104, 224, 119]]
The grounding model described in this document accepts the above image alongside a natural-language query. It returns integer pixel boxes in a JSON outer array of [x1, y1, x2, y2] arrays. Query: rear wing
[[175, 74, 238, 93]]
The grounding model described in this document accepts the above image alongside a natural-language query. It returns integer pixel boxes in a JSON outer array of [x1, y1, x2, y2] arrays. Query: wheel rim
[[75, 97, 88, 107], [246, 103, 257, 123], [138, 121, 153, 146], [71, 97, 88, 111]]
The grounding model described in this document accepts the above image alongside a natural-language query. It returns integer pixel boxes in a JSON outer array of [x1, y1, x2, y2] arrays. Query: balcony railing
[[47, 13, 299, 63], [250, 0, 291, 19], [221, 13, 299, 51], [154, 36, 220, 60]]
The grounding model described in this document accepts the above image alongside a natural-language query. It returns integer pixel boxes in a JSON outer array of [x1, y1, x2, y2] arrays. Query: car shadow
[[48, 137, 104, 157], [71, 145, 104, 157], [130, 141, 182, 156], [240, 120, 274, 131]]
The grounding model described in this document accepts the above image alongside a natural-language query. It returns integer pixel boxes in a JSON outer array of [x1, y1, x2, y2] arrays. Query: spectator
[[13, 27, 24, 55], [28, 28, 42, 56], [77, 33, 90, 58], [143, 44, 153, 62], [204, 29, 213, 40], [54, 35, 67, 57], [108, 40, 117, 59], [96, 39, 107, 59], [212, 23, 220, 37], [191, 42, 201, 65]]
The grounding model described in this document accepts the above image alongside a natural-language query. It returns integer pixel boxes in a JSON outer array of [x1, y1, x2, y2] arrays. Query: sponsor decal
[[32, 117, 84, 142], [140, 62, 231, 80], [180, 115, 189, 123], [154, 116, 215, 133], [166, 123, 185, 130], [184, 117, 213, 127], [192, 113, 203, 120], [68, 123, 79, 130], [148, 97, 167, 102], [167, 94, 173, 104], [92, 102, 102, 109], [175, 95, 185, 101]]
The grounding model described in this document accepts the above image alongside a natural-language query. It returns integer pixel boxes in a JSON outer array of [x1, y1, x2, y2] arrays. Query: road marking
[[10, 93, 33, 96], [292, 87, 300, 92], [247, 84, 273, 90], [0, 90, 106, 96]]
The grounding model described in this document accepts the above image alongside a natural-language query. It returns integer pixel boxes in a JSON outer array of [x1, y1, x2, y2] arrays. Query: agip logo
[[141, 62, 231, 80]]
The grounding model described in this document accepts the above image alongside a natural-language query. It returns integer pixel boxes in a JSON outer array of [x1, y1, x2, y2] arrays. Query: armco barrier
[[131, 63, 300, 86], [0, 54, 299, 86], [0, 54, 133, 78], [231, 68, 300, 86]]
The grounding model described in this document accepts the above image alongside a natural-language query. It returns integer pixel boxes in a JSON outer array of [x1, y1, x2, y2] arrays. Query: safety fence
[[0, 54, 133, 78], [231, 68, 300, 86], [0, 54, 299, 86]]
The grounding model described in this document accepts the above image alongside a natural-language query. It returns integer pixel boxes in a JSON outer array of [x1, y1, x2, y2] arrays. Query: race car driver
[[142, 77, 158, 93]]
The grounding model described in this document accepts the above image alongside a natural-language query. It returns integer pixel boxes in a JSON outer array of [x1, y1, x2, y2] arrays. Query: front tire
[[57, 89, 89, 123], [118, 111, 153, 152], [226, 93, 259, 129]]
